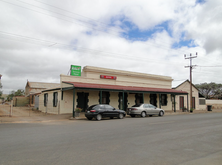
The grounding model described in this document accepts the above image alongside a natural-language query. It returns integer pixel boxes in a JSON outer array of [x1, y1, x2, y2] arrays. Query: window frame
[[161, 94, 168, 106], [53, 92, 58, 107], [44, 93, 48, 107]]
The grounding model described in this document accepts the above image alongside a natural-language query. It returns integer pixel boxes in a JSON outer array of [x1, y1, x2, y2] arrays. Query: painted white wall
[[206, 100, 222, 109], [61, 66, 173, 89], [39, 90, 61, 114], [175, 81, 203, 110]]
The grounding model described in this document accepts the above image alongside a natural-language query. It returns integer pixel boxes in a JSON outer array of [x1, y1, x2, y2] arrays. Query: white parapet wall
[[206, 100, 222, 109]]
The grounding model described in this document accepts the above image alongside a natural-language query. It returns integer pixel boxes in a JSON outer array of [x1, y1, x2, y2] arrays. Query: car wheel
[[130, 114, 135, 117], [87, 117, 93, 120], [118, 113, 124, 119], [159, 111, 164, 117], [141, 111, 146, 117], [96, 114, 102, 120]]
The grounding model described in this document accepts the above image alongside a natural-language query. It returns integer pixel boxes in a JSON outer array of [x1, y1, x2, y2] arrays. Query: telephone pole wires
[[184, 52, 197, 111]]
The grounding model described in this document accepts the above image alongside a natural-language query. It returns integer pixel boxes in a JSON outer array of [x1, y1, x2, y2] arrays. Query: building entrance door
[[179, 96, 184, 110], [192, 97, 196, 109], [150, 94, 157, 106], [135, 93, 143, 105], [77, 92, 89, 112], [118, 92, 128, 111]]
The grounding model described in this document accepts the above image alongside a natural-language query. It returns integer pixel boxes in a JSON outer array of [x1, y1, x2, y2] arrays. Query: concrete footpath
[[1, 109, 222, 123]]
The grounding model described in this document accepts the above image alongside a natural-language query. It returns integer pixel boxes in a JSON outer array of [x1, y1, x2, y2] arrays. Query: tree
[[195, 82, 222, 99], [6, 89, 25, 101]]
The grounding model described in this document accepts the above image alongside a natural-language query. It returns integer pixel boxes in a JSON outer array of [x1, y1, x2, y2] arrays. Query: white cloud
[[0, 0, 222, 94]]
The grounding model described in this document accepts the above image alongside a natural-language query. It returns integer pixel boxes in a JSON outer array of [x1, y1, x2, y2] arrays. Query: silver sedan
[[127, 104, 164, 117]]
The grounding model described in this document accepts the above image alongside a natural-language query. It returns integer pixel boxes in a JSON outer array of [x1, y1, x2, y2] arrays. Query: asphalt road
[[0, 113, 222, 165]]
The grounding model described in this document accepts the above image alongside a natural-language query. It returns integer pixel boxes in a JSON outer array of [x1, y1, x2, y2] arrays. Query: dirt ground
[[0, 104, 43, 117], [0, 105, 73, 123], [1, 105, 221, 123]]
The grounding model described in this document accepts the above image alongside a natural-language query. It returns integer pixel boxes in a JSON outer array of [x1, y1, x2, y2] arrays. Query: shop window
[[161, 94, 167, 106], [102, 92, 107, 104], [31, 95, 34, 104], [77, 92, 89, 112], [53, 92, 58, 107], [61, 91, 63, 100], [135, 93, 143, 105], [150, 94, 157, 106], [99, 91, 110, 104], [44, 93, 48, 107]]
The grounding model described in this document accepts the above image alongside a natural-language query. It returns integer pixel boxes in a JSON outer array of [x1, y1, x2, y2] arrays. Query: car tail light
[[90, 110, 96, 112]]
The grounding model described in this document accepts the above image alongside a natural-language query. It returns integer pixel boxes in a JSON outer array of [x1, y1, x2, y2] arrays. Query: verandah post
[[73, 88, 75, 118]]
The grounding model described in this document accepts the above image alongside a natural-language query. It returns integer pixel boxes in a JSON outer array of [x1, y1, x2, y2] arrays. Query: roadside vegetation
[[195, 82, 222, 99]]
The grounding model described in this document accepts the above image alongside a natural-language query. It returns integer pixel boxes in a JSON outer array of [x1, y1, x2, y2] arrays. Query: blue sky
[[115, 19, 196, 49], [120, 21, 169, 41]]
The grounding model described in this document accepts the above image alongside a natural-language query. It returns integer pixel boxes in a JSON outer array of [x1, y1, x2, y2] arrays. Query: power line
[[0, 31, 187, 66], [184, 52, 197, 111], [32, 0, 197, 55], [33, 0, 119, 32], [0, 0, 194, 55], [198, 65, 222, 67], [2, 1, 221, 69], [16, 0, 122, 34]]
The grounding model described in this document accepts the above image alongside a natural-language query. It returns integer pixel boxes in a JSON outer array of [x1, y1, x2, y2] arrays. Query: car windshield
[[132, 104, 142, 107]]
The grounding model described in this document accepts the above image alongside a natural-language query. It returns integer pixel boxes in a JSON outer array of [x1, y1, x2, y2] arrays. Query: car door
[[97, 105, 107, 116], [148, 104, 157, 114], [148, 104, 155, 115], [143, 104, 149, 114], [105, 105, 117, 117]]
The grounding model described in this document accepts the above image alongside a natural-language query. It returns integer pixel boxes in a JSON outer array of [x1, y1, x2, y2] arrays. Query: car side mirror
[[113, 108, 115, 110]]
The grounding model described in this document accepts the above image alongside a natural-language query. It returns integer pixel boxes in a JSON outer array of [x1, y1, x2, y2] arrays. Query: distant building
[[25, 81, 60, 107]]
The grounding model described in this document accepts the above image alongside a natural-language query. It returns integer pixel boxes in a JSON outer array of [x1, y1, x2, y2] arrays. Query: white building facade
[[39, 66, 188, 116]]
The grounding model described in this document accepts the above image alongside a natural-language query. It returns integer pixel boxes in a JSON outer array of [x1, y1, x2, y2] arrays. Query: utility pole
[[184, 52, 197, 111]]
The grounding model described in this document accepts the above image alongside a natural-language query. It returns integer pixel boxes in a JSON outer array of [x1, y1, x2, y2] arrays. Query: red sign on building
[[100, 75, 117, 80]]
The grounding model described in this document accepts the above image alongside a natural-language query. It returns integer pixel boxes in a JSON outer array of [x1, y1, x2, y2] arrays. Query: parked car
[[85, 104, 126, 121], [127, 104, 164, 117]]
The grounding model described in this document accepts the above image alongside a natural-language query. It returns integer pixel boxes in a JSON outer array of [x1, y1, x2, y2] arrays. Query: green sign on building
[[70, 65, 81, 76]]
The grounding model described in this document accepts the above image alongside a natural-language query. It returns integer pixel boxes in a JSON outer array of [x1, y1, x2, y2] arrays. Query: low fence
[[0, 102, 12, 117], [0, 100, 60, 117]]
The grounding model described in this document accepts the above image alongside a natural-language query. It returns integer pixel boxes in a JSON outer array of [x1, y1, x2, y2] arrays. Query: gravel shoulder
[[1, 105, 222, 123]]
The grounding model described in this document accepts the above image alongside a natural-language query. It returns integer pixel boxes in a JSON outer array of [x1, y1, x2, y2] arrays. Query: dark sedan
[[85, 104, 126, 121]]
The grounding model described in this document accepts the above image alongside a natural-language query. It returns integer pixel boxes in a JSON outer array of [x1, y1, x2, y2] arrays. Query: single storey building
[[174, 80, 206, 111], [39, 66, 188, 116], [25, 81, 60, 107]]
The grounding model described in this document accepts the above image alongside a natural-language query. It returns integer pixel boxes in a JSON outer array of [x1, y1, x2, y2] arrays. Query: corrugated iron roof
[[28, 82, 60, 89], [63, 81, 187, 95]]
